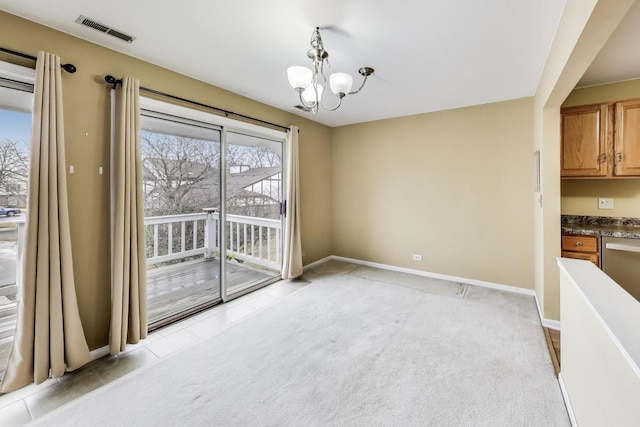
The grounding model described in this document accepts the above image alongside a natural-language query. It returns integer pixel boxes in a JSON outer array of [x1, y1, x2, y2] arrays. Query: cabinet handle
[[575, 241, 583, 246], [616, 152, 623, 162], [599, 154, 607, 163]]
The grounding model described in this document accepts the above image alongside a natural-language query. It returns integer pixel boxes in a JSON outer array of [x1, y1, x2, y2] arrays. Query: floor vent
[[75, 15, 135, 43], [457, 284, 470, 298]]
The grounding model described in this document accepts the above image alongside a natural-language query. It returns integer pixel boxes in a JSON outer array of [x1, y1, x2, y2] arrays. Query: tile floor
[[0, 278, 311, 426]]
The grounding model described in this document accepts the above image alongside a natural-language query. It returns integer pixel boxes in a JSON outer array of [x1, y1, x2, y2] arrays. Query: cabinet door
[[614, 100, 640, 176], [560, 104, 610, 177]]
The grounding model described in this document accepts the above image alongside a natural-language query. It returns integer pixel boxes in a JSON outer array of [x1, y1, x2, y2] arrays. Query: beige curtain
[[110, 76, 147, 354], [281, 126, 303, 279], [0, 51, 90, 393]]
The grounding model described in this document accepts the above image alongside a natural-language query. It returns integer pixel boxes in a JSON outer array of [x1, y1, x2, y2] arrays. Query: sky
[[0, 109, 32, 143]]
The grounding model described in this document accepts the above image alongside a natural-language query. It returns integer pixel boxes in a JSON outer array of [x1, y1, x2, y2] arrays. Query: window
[[0, 61, 34, 380]]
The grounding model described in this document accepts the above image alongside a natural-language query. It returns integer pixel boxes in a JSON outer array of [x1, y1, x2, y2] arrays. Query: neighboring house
[[228, 167, 281, 208], [0, 165, 28, 209], [142, 157, 281, 215], [0, 194, 26, 208]]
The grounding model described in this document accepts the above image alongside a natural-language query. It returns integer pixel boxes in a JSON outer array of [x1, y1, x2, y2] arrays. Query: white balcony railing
[[144, 211, 281, 270]]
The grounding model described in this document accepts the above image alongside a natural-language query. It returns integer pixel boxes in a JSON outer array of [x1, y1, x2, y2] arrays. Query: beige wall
[[562, 179, 640, 217], [563, 78, 640, 107], [560, 79, 640, 218], [331, 97, 535, 289], [0, 11, 332, 349]]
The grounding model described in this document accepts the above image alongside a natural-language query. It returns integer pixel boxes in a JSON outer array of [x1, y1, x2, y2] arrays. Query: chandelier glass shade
[[287, 27, 374, 114]]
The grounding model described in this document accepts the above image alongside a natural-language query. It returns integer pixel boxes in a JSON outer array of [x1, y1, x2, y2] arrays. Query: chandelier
[[287, 27, 374, 114]]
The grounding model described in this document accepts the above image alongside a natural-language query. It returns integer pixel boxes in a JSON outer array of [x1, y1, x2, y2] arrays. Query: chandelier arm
[[321, 96, 343, 112], [319, 92, 342, 110], [297, 91, 316, 110], [318, 61, 342, 110], [349, 74, 369, 95]]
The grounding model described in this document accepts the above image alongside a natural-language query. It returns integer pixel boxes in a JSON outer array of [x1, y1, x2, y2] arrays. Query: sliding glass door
[[223, 131, 283, 298], [138, 103, 286, 327], [140, 114, 222, 327]]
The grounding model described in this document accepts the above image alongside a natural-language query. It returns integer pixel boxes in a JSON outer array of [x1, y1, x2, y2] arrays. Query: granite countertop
[[561, 215, 640, 239]]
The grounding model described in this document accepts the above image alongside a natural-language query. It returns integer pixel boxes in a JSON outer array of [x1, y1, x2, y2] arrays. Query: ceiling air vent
[[75, 15, 135, 43]]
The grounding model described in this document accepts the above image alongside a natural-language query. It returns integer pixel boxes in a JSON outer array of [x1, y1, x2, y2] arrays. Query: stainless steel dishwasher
[[602, 237, 640, 302]]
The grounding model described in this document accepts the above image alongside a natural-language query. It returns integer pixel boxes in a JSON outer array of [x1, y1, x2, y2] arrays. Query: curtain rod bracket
[[104, 75, 122, 90], [61, 64, 77, 73]]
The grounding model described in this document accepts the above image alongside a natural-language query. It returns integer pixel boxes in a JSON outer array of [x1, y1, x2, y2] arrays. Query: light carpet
[[32, 260, 569, 426]]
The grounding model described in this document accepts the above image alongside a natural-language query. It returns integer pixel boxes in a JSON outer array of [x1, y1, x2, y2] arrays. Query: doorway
[[137, 102, 285, 328]]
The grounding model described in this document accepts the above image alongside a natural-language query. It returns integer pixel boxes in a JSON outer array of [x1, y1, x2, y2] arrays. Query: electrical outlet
[[412, 254, 422, 261], [598, 198, 614, 210]]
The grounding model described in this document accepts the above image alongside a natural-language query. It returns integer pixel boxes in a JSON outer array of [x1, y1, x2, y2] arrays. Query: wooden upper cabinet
[[561, 104, 610, 177], [614, 100, 640, 176]]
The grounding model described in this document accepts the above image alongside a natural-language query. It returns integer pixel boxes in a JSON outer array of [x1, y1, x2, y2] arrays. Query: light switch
[[598, 198, 614, 210]]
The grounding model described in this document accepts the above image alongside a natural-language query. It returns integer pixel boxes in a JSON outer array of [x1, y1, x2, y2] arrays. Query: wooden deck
[[0, 258, 278, 380], [147, 258, 278, 324]]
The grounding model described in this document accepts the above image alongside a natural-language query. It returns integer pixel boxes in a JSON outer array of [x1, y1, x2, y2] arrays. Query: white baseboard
[[302, 256, 333, 271], [89, 345, 109, 361], [558, 373, 577, 427], [304, 254, 561, 331], [534, 297, 561, 330], [331, 255, 537, 296], [542, 318, 561, 330]]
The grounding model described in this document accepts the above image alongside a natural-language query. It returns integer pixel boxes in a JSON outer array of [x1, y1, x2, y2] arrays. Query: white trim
[[558, 373, 578, 427], [533, 293, 562, 329], [331, 255, 536, 296], [543, 318, 561, 330], [0, 60, 35, 84], [534, 295, 545, 324], [302, 256, 333, 271], [0, 60, 35, 113], [139, 97, 286, 142], [89, 345, 110, 361]]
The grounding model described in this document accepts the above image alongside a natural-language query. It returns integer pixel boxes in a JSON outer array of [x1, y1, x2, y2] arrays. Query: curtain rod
[[104, 75, 289, 132], [0, 46, 77, 73]]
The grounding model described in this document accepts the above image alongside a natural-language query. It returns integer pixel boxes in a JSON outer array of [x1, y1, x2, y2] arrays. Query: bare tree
[[141, 130, 284, 265], [225, 144, 281, 169], [142, 131, 283, 218], [141, 132, 219, 216], [0, 139, 29, 199], [247, 145, 281, 167]]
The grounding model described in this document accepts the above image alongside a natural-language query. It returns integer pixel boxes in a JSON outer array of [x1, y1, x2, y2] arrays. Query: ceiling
[[0, 1, 638, 127], [578, 0, 640, 87]]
